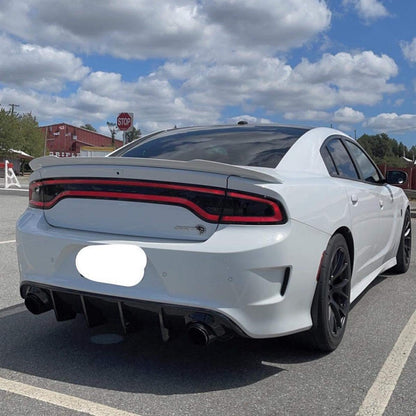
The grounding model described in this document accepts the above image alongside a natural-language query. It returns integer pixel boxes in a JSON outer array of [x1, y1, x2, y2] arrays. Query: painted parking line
[[0, 304, 26, 319], [0, 376, 141, 416], [0, 240, 16, 245], [356, 309, 416, 416]]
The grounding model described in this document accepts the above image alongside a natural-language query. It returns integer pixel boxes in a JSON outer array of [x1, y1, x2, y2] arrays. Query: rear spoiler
[[30, 156, 281, 184]]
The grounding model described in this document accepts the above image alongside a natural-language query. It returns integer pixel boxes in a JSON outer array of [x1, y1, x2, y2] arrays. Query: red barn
[[40, 123, 122, 157]]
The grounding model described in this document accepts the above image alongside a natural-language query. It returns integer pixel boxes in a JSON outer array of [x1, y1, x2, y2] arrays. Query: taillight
[[29, 178, 286, 225], [222, 191, 284, 224], [29, 181, 44, 209]]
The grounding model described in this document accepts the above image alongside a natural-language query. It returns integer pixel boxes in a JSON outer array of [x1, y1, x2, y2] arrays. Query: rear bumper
[[17, 208, 329, 338], [20, 281, 247, 338]]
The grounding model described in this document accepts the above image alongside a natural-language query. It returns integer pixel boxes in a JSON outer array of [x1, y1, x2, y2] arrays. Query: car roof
[[150, 123, 312, 136]]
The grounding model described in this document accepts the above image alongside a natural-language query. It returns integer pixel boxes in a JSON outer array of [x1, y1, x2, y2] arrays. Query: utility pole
[[9, 103, 19, 115]]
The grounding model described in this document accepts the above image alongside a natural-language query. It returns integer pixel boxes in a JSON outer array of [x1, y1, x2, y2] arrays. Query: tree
[[80, 123, 96, 132], [357, 133, 407, 167], [408, 145, 416, 161], [0, 109, 19, 157], [391, 138, 400, 157], [398, 142, 405, 157], [125, 126, 142, 143], [0, 109, 43, 158], [19, 113, 44, 157], [106, 122, 117, 146]]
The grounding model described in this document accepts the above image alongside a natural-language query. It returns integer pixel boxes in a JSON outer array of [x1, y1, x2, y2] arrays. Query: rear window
[[112, 126, 309, 168]]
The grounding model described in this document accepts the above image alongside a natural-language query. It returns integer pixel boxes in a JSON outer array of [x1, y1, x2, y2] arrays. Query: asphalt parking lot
[[0, 191, 415, 416]]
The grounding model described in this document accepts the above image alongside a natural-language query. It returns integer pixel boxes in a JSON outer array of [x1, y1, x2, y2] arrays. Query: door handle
[[351, 194, 358, 205], [379, 199, 384, 209]]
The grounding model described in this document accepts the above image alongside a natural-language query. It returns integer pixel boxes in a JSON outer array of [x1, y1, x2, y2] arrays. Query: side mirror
[[385, 170, 408, 185]]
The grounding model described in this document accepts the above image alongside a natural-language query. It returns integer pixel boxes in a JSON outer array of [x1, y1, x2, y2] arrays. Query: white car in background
[[16, 124, 411, 352]]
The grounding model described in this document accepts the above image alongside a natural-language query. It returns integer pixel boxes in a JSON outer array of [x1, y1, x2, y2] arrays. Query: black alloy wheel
[[327, 247, 350, 336], [310, 234, 351, 352], [392, 209, 412, 274]]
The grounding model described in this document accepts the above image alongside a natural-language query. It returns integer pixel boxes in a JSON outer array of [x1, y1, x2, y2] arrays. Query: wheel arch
[[333, 226, 355, 274]]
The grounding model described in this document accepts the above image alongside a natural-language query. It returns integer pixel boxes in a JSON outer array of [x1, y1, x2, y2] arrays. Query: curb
[[0, 188, 29, 196]]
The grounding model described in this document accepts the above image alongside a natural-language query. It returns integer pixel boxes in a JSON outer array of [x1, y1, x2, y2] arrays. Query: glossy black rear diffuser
[[20, 282, 247, 341]]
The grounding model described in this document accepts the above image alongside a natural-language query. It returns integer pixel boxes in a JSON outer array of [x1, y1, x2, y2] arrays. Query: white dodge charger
[[16, 124, 411, 351]]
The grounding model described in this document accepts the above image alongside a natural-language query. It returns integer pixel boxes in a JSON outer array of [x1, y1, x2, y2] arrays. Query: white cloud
[[81, 72, 124, 97], [0, 1, 404, 135], [400, 38, 416, 63], [0, 0, 331, 59], [203, 0, 331, 51], [333, 107, 365, 124], [0, 35, 89, 91], [343, 0, 389, 21], [1, 47, 401, 134], [0, 0, 204, 59], [284, 107, 365, 126], [366, 113, 416, 133], [295, 51, 400, 104], [284, 110, 331, 121], [172, 50, 401, 116]]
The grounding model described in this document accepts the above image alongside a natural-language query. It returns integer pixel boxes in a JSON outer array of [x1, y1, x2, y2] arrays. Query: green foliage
[[381, 156, 407, 168], [0, 109, 44, 158], [80, 123, 97, 132], [0, 109, 18, 156], [357, 133, 410, 167], [125, 126, 142, 143], [19, 113, 44, 157]]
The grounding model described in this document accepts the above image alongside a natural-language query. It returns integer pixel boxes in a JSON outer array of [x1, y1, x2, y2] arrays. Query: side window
[[325, 139, 359, 180], [321, 147, 338, 176], [344, 141, 381, 183]]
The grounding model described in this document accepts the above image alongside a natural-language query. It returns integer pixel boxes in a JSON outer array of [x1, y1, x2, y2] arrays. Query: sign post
[[117, 113, 134, 145]]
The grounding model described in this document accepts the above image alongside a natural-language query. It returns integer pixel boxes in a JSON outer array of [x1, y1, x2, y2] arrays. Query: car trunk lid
[[30, 157, 280, 241]]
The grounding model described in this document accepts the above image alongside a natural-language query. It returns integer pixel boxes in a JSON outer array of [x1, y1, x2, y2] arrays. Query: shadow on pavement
[[0, 308, 325, 395]]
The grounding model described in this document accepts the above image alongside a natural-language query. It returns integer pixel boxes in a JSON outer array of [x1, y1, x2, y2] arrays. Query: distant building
[[79, 146, 118, 157], [40, 123, 123, 157]]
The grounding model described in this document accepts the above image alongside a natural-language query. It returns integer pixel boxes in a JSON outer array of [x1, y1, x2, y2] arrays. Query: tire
[[391, 209, 412, 274], [310, 234, 351, 352]]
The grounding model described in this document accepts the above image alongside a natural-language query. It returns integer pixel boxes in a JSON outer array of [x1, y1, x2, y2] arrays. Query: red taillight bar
[[29, 178, 286, 225]]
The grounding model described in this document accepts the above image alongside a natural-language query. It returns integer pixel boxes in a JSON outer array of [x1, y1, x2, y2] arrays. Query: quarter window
[[321, 147, 338, 176], [325, 139, 359, 180]]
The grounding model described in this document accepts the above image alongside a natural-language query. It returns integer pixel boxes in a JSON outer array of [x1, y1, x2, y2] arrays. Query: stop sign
[[117, 112, 133, 131]]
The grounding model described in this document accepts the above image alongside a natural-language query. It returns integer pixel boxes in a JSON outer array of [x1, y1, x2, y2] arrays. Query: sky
[[0, 0, 415, 147]]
